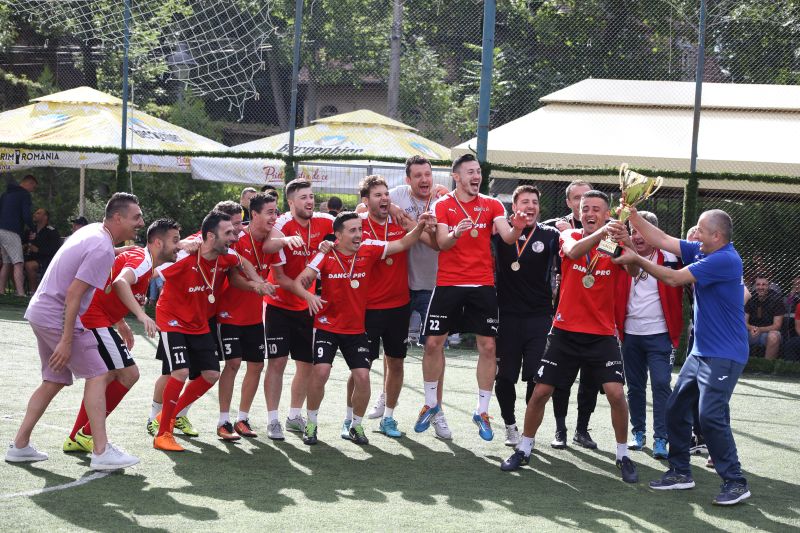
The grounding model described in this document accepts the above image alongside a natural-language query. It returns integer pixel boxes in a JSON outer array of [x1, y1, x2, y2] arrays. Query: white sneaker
[[504, 424, 521, 447], [285, 415, 306, 433], [367, 392, 386, 419], [433, 411, 452, 440], [6, 442, 48, 463], [90, 442, 139, 471], [267, 420, 285, 440]]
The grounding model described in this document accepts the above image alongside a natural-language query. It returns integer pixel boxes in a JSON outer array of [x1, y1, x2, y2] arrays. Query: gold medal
[[451, 193, 483, 241], [582, 275, 595, 289], [510, 261, 520, 272], [208, 293, 216, 304], [350, 279, 360, 289], [332, 247, 361, 290], [385, 257, 393, 266], [470, 228, 479, 238], [197, 251, 219, 305], [512, 227, 535, 272]]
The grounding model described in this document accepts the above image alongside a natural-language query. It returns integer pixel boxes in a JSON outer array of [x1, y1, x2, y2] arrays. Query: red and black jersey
[[361, 215, 409, 309], [308, 241, 387, 334], [434, 193, 506, 286], [267, 212, 334, 311], [81, 247, 153, 329]]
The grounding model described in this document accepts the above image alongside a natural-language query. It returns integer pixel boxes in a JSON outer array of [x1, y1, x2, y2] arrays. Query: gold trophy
[[597, 163, 663, 257]]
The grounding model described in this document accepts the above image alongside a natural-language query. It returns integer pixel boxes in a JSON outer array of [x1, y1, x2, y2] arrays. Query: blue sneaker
[[379, 416, 402, 438], [628, 430, 645, 450], [713, 480, 751, 506], [413, 404, 440, 433], [340, 419, 352, 440], [653, 437, 668, 459], [649, 469, 696, 490], [472, 411, 494, 441]]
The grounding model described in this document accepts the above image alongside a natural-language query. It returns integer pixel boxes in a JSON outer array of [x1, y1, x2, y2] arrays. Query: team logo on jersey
[[531, 241, 544, 253], [358, 346, 369, 353], [555, 313, 563, 322], [219, 311, 231, 319], [188, 285, 206, 293], [318, 316, 329, 324], [168, 320, 180, 327]]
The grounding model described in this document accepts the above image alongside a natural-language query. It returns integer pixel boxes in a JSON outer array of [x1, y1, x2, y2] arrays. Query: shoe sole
[[473, 419, 494, 442], [650, 481, 696, 490], [504, 441, 519, 447], [550, 442, 567, 449], [575, 440, 598, 450], [267, 435, 285, 441], [236, 433, 258, 438], [500, 464, 522, 472], [379, 429, 402, 438], [713, 491, 751, 506], [303, 439, 317, 445], [90, 458, 140, 471], [653, 454, 668, 460], [5, 455, 48, 463], [366, 412, 384, 420]]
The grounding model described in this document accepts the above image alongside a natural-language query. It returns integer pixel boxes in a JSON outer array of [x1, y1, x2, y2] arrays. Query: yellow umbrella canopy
[[0, 86, 227, 173]]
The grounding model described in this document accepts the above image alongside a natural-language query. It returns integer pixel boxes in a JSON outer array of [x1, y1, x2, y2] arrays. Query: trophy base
[[597, 237, 623, 258]]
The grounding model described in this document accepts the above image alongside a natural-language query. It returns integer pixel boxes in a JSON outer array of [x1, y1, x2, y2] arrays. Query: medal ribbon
[[197, 251, 219, 297], [584, 250, 601, 277], [331, 248, 359, 285], [451, 193, 482, 229], [296, 222, 312, 264], [515, 227, 535, 260], [247, 229, 264, 272], [634, 250, 656, 285], [366, 216, 388, 242]]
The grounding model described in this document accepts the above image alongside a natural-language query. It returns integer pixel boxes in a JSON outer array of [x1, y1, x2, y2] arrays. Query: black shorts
[[217, 322, 266, 362], [157, 331, 220, 378], [313, 329, 372, 370], [422, 285, 499, 337], [91, 327, 136, 371], [496, 314, 552, 383], [366, 304, 411, 360], [534, 328, 624, 390], [265, 306, 313, 362]]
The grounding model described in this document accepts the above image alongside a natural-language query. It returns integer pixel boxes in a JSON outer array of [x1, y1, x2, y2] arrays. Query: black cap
[[70, 216, 89, 226]]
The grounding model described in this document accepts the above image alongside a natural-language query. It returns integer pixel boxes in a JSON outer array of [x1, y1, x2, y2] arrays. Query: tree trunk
[[387, 0, 403, 119], [265, 39, 288, 130]]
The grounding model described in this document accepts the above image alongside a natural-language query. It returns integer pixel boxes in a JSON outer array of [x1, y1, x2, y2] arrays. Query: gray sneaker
[[433, 411, 452, 440], [285, 415, 306, 433], [267, 420, 285, 440], [367, 392, 386, 419], [6, 442, 48, 463], [90, 443, 139, 471], [504, 424, 521, 447]]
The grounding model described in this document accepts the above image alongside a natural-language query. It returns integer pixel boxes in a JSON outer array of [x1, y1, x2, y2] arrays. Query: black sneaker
[[348, 424, 369, 445], [616, 456, 639, 483], [649, 469, 696, 490], [573, 429, 598, 449], [550, 429, 568, 449], [500, 449, 531, 472], [713, 480, 751, 506], [690, 435, 707, 455]]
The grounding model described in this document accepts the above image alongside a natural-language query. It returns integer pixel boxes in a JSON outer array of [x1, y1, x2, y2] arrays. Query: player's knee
[[116, 366, 140, 389], [386, 357, 404, 373], [201, 370, 220, 383], [532, 384, 554, 404], [604, 384, 626, 405], [224, 358, 242, 373], [424, 335, 447, 350], [352, 369, 370, 388], [171, 368, 190, 381], [267, 356, 288, 372], [247, 361, 264, 373], [476, 336, 496, 353]]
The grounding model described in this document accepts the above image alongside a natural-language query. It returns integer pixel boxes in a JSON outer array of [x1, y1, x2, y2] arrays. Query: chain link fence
[[0, 0, 799, 356]]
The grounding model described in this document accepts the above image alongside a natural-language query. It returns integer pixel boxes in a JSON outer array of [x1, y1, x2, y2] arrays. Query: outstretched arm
[[627, 207, 682, 257]]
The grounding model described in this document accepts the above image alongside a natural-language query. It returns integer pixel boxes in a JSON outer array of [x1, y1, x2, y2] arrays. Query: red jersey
[[156, 251, 241, 334], [308, 241, 387, 334], [267, 212, 334, 311], [361, 215, 409, 309], [217, 228, 283, 326], [553, 230, 624, 336], [434, 193, 506, 286], [80, 247, 153, 329]]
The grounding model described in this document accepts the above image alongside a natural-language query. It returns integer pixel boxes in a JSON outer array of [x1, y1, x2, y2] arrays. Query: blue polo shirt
[[680, 240, 749, 363]]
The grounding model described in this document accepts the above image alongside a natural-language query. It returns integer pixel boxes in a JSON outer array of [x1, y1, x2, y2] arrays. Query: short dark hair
[[333, 211, 360, 233], [754, 272, 770, 282], [240, 187, 257, 197], [147, 218, 180, 243], [285, 179, 312, 199], [566, 180, 592, 198], [201, 210, 231, 241], [405, 155, 431, 177], [452, 153, 478, 174], [22, 174, 38, 185], [37, 208, 50, 220], [512, 185, 540, 204], [213, 200, 242, 218], [359, 175, 388, 199], [249, 192, 277, 215], [105, 192, 139, 219], [260, 184, 278, 193], [581, 190, 610, 208], [327, 196, 343, 210]]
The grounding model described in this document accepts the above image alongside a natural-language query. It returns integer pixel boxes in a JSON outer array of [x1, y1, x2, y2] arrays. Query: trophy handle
[[618, 163, 629, 191], [643, 176, 664, 200]]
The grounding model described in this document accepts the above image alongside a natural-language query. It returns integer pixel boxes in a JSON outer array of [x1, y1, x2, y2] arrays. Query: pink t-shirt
[[25, 223, 115, 330]]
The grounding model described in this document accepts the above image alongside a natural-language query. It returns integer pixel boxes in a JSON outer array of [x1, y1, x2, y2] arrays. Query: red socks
[[173, 376, 215, 416], [157, 377, 186, 437], [70, 380, 131, 439]]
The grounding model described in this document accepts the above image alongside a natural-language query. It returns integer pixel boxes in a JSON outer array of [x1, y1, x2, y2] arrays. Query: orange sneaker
[[217, 421, 241, 441], [154, 433, 185, 452], [234, 419, 257, 438]]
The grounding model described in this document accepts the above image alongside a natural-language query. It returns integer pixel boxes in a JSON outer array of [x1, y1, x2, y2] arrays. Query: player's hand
[[49, 338, 73, 372], [453, 218, 473, 238], [305, 295, 326, 315], [283, 235, 305, 250], [749, 325, 759, 336], [318, 240, 334, 254], [179, 239, 200, 255], [604, 220, 628, 242], [434, 184, 449, 198], [118, 322, 135, 350], [611, 252, 638, 266], [137, 315, 158, 339], [263, 282, 277, 297], [510, 210, 532, 230], [555, 219, 571, 232], [417, 212, 434, 230]]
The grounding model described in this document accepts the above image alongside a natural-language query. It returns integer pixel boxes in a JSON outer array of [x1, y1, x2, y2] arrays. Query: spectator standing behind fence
[[240, 187, 257, 223], [745, 275, 785, 360], [24, 208, 61, 294], [0, 174, 37, 296], [327, 196, 343, 216]]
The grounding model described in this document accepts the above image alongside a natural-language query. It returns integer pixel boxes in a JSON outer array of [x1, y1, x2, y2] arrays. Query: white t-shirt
[[389, 185, 438, 291], [624, 251, 669, 336]]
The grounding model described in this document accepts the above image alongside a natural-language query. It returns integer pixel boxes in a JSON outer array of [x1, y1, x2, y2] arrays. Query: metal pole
[[689, 0, 706, 173], [118, 0, 132, 188], [287, 0, 304, 163], [475, 0, 496, 165]]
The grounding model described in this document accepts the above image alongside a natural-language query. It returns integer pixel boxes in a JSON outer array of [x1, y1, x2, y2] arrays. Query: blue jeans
[[667, 354, 746, 483], [409, 289, 433, 346], [622, 332, 673, 440]]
